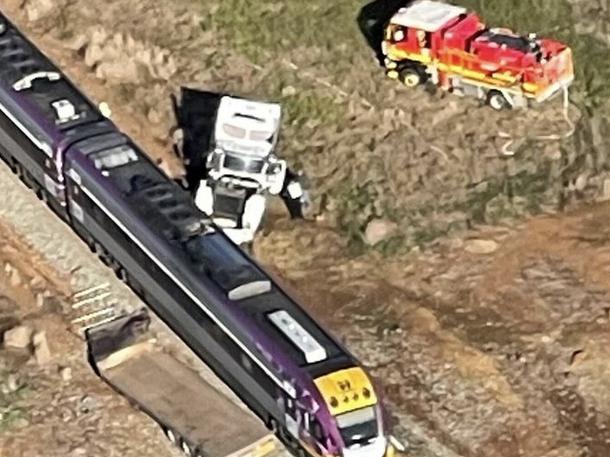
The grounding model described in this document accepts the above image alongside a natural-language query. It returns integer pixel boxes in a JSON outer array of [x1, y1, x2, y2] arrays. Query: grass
[[210, 0, 610, 115], [208, 0, 610, 137], [205, 0, 610, 249], [211, 1, 366, 64], [0, 373, 29, 432], [210, 0, 610, 107], [279, 92, 344, 130]]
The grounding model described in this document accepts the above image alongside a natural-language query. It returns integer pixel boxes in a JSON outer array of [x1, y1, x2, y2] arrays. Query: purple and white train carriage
[[0, 11, 399, 457]]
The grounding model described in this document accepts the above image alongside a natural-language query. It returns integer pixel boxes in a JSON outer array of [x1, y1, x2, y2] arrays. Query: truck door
[[172, 88, 223, 192]]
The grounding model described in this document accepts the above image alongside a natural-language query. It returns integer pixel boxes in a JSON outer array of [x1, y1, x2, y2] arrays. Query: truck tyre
[[399, 67, 422, 87], [487, 90, 510, 111], [163, 426, 178, 445], [180, 438, 193, 456]]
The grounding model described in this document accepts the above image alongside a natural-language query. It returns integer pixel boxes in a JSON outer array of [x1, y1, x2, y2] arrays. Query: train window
[[91, 145, 138, 170]]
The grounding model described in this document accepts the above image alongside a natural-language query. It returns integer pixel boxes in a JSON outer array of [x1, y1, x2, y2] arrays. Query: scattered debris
[[9, 268, 21, 287], [464, 239, 499, 255], [79, 26, 178, 84], [29, 275, 45, 289], [32, 331, 52, 365], [4, 373, 19, 394], [281, 86, 297, 97], [364, 219, 398, 246], [3, 325, 33, 349], [59, 366, 73, 382], [24, 0, 55, 22], [80, 395, 97, 413]]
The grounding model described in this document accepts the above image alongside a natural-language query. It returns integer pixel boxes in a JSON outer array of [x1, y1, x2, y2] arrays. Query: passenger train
[[0, 11, 398, 457]]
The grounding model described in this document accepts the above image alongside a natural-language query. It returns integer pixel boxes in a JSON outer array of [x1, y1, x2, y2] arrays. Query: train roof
[[0, 12, 103, 144], [68, 135, 350, 374]]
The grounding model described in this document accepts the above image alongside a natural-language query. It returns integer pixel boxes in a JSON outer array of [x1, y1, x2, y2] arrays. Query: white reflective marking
[[287, 181, 303, 199], [80, 186, 285, 390], [68, 168, 81, 185], [228, 280, 271, 301], [0, 99, 53, 157], [268, 310, 327, 364], [69, 200, 84, 222], [12, 71, 61, 92]]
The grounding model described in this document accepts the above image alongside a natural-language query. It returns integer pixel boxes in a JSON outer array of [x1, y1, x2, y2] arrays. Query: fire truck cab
[[382, 0, 574, 110]]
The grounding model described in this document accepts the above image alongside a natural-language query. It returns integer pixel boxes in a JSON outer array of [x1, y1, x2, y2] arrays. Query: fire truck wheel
[[399, 68, 422, 88], [486, 90, 510, 111]]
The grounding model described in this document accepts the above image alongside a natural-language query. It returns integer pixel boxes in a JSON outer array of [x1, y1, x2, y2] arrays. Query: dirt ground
[[1, 1, 610, 457], [256, 205, 610, 457], [0, 223, 175, 457]]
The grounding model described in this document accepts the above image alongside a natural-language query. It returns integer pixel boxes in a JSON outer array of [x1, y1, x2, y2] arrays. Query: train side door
[[284, 395, 300, 438], [277, 381, 307, 445], [62, 156, 82, 214], [172, 87, 223, 192]]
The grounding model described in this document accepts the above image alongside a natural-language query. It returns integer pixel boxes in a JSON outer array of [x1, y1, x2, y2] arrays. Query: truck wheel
[[35, 187, 48, 203], [487, 90, 510, 111], [399, 67, 422, 87], [163, 426, 177, 445], [180, 439, 193, 456], [115, 266, 128, 283]]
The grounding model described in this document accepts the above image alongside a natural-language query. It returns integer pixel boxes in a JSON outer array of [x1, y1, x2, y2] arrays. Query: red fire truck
[[381, 0, 574, 110]]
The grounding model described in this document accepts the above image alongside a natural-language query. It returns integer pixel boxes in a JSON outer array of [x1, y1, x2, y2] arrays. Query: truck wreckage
[[171, 88, 310, 247]]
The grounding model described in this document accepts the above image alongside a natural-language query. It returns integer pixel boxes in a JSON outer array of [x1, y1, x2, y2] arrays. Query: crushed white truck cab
[[172, 88, 309, 247]]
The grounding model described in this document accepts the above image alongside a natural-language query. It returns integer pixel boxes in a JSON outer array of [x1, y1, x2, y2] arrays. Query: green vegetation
[[456, 164, 552, 225], [0, 374, 28, 432], [280, 92, 344, 128], [336, 182, 380, 245], [211, 1, 365, 63], [206, 0, 610, 250], [211, 0, 610, 109]]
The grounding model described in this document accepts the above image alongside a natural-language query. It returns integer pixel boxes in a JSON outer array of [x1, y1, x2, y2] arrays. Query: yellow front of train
[[314, 367, 399, 457]]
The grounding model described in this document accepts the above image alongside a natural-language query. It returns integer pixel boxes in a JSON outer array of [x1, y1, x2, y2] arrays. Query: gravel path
[[0, 160, 289, 456]]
